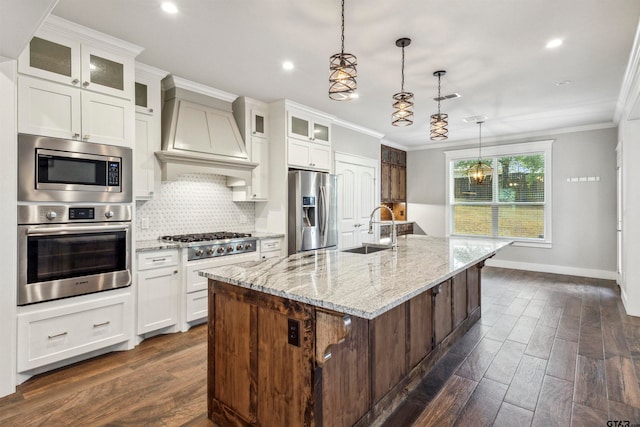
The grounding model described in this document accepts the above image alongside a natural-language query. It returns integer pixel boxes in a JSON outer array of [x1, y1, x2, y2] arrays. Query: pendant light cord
[[478, 121, 483, 160], [340, 0, 345, 54], [400, 46, 405, 91], [437, 73, 442, 115]]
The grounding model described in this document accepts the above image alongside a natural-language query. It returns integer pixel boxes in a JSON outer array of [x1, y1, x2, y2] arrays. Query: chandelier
[[468, 120, 493, 184], [392, 38, 414, 126], [430, 70, 448, 140], [329, 0, 357, 101]]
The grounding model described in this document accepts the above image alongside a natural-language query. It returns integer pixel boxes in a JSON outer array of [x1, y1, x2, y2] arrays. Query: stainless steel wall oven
[[18, 204, 132, 305]]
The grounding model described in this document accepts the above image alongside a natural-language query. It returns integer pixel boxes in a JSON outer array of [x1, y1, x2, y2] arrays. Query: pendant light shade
[[392, 38, 414, 127], [468, 121, 493, 184], [329, 0, 357, 101], [430, 70, 449, 140]]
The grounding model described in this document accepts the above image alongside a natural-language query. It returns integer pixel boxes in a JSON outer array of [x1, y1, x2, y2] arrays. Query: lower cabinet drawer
[[18, 294, 130, 371], [186, 290, 208, 322]]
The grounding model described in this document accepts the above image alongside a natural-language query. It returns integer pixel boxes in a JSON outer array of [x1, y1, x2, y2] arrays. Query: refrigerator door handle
[[320, 185, 328, 246]]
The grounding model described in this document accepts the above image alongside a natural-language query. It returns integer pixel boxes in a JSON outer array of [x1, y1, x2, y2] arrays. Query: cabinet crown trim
[[43, 15, 143, 56]]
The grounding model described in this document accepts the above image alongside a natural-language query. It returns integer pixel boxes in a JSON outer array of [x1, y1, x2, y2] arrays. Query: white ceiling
[[38, 1, 640, 147]]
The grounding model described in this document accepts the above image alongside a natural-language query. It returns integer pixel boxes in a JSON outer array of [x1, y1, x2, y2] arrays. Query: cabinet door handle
[[151, 258, 167, 262], [93, 321, 110, 328], [73, 133, 80, 139], [83, 134, 90, 141], [148, 108, 154, 113], [48, 331, 68, 339], [71, 78, 80, 85], [82, 81, 90, 87]]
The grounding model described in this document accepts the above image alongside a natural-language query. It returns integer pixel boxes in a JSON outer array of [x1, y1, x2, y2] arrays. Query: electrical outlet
[[287, 318, 300, 347]]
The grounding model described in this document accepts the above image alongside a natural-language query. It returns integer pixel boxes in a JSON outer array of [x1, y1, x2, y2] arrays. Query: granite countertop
[[136, 233, 285, 252], [199, 235, 511, 319]]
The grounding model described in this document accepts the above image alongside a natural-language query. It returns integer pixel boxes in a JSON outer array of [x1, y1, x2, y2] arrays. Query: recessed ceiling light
[[556, 80, 573, 86], [282, 61, 294, 71], [161, 2, 178, 14], [545, 38, 563, 49]]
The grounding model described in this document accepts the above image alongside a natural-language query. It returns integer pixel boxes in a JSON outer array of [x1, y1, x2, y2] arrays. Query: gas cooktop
[[161, 232, 257, 261], [161, 232, 252, 243]]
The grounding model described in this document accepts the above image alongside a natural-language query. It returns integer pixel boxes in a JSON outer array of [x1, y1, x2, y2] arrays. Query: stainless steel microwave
[[18, 134, 132, 203]]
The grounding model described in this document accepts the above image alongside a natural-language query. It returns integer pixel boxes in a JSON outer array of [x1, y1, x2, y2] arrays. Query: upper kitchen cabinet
[[381, 145, 407, 203], [18, 75, 134, 146], [18, 16, 140, 100], [232, 96, 270, 201], [288, 109, 331, 145], [17, 16, 141, 147], [134, 63, 168, 199]]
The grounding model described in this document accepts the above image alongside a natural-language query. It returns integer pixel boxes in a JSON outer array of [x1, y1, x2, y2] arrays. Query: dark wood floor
[[384, 267, 640, 427], [1, 267, 639, 426]]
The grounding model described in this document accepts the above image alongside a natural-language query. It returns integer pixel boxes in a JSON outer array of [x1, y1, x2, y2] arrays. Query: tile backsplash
[[135, 173, 255, 240]]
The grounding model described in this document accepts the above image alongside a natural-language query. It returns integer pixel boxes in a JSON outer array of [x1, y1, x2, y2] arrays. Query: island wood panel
[[257, 307, 314, 427], [208, 281, 315, 427], [467, 264, 481, 313], [434, 280, 453, 345], [211, 292, 256, 422], [371, 303, 407, 404], [408, 290, 433, 369], [452, 271, 468, 328], [381, 163, 391, 201], [319, 315, 370, 427]]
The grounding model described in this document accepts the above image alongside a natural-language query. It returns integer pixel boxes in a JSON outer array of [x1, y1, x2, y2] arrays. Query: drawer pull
[[93, 321, 110, 328], [151, 258, 167, 262], [48, 332, 68, 339]]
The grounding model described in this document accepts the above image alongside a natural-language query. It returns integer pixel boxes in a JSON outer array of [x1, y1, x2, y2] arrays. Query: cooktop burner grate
[[161, 232, 252, 243]]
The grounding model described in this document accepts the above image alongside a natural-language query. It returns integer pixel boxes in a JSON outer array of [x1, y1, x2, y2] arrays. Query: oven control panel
[[18, 204, 132, 224]]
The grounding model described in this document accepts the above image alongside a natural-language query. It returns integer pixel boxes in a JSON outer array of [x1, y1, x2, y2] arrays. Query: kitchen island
[[200, 235, 511, 427]]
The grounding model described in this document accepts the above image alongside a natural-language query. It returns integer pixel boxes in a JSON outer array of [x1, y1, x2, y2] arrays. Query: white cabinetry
[[288, 111, 331, 144], [260, 238, 283, 259], [18, 20, 136, 100], [17, 16, 141, 147], [288, 138, 331, 171], [134, 63, 167, 199], [18, 75, 133, 146], [285, 107, 332, 171], [232, 97, 270, 201], [17, 293, 131, 372], [136, 250, 179, 335]]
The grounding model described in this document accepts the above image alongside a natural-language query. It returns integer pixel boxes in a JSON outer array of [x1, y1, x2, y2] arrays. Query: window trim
[[444, 140, 553, 248]]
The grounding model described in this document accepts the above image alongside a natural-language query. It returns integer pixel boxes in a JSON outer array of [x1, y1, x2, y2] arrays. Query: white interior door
[[335, 154, 378, 249]]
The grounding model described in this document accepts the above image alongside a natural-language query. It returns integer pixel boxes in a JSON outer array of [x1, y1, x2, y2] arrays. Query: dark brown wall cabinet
[[381, 145, 407, 203]]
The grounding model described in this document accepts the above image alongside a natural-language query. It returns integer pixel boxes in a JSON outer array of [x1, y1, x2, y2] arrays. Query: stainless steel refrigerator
[[288, 170, 338, 255]]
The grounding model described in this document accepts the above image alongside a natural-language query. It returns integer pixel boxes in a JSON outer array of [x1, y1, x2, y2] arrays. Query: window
[[445, 140, 553, 247]]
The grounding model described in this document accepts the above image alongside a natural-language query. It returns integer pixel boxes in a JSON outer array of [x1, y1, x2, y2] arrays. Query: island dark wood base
[[208, 263, 484, 427]]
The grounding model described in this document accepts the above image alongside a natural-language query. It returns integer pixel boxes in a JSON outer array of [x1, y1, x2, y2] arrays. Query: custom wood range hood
[[156, 75, 258, 183]]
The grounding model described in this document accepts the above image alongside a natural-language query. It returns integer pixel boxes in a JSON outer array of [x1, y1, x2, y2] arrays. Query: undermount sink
[[342, 244, 390, 254]]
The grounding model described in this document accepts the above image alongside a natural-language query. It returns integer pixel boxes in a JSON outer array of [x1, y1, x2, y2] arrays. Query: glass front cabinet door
[[19, 32, 134, 100]]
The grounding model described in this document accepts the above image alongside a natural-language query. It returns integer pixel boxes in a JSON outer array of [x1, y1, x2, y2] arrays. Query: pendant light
[[329, 0, 357, 101], [468, 120, 493, 184], [392, 38, 414, 127], [430, 70, 449, 140]]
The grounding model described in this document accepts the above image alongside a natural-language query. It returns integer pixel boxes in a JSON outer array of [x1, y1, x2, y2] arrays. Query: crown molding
[[615, 17, 640, 123], [162, 75, 238, 103]]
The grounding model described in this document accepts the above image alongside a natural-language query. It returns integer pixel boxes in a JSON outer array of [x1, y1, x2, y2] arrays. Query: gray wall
[[332, 125, 380, 160], [407, 127, 618, 276]]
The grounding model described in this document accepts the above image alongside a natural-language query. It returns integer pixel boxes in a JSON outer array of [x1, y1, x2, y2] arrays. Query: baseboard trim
[[485, 259, 617, 280]]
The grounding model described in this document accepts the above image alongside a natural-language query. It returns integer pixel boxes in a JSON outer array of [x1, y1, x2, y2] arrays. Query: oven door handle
[[26, 224, 129, 235]]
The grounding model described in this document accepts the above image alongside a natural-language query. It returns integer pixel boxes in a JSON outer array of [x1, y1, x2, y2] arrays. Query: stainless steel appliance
[[288, 170, 338, 255], [18, 133, 132, 203], [161, 232, 258, 261], [18, 204, 132, 305]]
